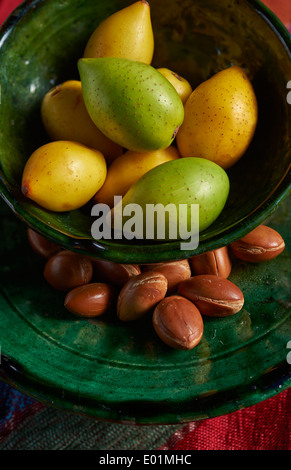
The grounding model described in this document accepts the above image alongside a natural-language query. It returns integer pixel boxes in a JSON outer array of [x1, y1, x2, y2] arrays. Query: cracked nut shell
[[142, 259, 191, 294], [230, 224, 285, 263], [178, 274, 244, 317], [153, 295, 204, 350], [117, 271, 168, 321]]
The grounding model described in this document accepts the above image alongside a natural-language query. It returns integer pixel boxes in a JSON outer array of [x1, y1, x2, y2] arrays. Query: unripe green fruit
[[112, 157, 230, 240], [78, 57, 184, 152]]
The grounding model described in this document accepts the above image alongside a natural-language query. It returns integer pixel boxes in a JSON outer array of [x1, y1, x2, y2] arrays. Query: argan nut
[[117, 271, 168, 322], [92, 258, 140, 286], [64, 283, 117, 317], [152, 295, 204, 350], [44, 250, 93, 291], [190, 246, 232, 278], [142, 259, 191, 294], [230, 225, 285, 263], [178, 274, 244, 317], [27, 228, 61, 259]]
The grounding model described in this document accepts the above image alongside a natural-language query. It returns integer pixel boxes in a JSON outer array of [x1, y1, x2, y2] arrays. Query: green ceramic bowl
[[0, 0, 290, 265]]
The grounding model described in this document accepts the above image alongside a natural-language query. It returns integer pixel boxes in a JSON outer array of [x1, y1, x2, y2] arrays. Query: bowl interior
[[0, 0, 290, 263]]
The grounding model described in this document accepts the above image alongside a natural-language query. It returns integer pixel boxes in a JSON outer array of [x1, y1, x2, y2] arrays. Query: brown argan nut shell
[[91, 258, 141, 287], [64, 283, 117, 317], [152, 295, 204, 350], [178, 274, 244, 317], [230, 224, 285, 263], [190, 246, 232, 278], [44, 250, 93, 292], [27, 228, 61, 259], [117, 271, 168, 322], [142, 259, 191, 294]]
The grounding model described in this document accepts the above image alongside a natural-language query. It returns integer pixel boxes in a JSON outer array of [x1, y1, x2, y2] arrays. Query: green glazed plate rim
[[1, 353, 290, 424]]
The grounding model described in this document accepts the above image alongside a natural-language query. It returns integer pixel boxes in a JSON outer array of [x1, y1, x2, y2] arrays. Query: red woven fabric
[[0, 0, 22, 25], [160, 389, 291, 450], [1, 0, 290, 30], [263, 0, 291, 30]]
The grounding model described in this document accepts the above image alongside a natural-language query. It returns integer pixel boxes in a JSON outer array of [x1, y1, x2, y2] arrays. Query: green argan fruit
[[112, 157, 230, 241], [78, 57, 184, 152]]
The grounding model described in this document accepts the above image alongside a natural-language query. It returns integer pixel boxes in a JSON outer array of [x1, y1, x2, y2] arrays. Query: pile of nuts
[[27, 224, 285, 350]]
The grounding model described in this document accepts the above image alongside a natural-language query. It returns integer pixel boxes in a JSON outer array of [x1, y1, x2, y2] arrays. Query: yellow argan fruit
[[21, 141, 107, 212], [157, 68, 193, 104], [41, 81, 123, 165], [176, 66, 258, 169], [83, 1, 154, 64], [94, 146, 180, 207]]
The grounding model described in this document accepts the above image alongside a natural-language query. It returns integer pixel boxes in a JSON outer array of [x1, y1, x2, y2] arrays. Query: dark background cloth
[[0, 0, 290, 450]]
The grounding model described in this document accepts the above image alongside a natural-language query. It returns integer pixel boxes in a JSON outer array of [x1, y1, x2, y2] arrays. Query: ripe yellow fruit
[[94, 146, 180, 207], [21, 141, 107, 212], [176, 66, 258, 169], [83, 1, 154, 64], [41, 81, 123, 164], [157, 68, 192, 104]]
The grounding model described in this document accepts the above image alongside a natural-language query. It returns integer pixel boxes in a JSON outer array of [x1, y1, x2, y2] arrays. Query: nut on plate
[[64, 283, 117, 317], [117, 271, 168, 321], [44, 250, 93, 292], [190, 246, 232, 278], [178, 274, 244, 317], [153, 295, 204, 350], [230, 225, 285, 263], [27, 228, 61, 259], [142, 259, 191, 294], [92, 258, 141, 287]]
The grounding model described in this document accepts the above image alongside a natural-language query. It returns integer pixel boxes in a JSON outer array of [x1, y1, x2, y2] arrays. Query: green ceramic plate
[[0, 0, 290, 424], [0, 197, 290, 424]]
